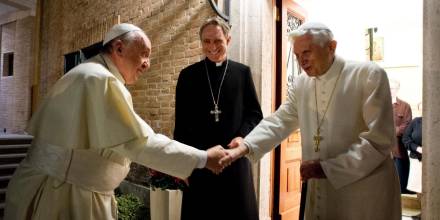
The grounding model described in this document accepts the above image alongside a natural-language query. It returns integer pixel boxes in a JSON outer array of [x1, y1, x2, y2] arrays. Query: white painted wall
[[296, 0, 423, 116]]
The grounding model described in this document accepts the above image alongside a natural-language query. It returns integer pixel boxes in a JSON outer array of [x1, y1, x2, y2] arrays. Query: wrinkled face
[[117, 34, 151, 84], [201, 24, 230, 63], [293, 34, 336, 77]]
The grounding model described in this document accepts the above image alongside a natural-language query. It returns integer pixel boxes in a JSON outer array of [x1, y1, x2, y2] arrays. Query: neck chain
[[313, 71, 342, 152], [204, 59, 229, 122]]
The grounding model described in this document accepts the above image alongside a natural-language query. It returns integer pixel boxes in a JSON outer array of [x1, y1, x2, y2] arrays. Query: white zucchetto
[[288, 22, 333, 43], [103, 23, 142, 46], [297, 22, 331, 32]]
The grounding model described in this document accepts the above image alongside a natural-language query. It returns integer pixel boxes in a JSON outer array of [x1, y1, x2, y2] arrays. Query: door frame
[[272, 0, 306, 219]]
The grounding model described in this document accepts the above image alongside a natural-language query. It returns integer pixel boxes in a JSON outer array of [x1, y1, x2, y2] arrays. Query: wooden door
[[273, 1, 306, 219]]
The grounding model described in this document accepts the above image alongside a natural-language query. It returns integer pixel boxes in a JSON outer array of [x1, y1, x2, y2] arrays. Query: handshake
[[204, 137, 249, 174]]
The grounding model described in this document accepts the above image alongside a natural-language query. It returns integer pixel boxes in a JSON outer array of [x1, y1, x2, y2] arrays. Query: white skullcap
[[289, 22, 333, 43], [297, 22, 331, 32], [103, 23, 142, 46]]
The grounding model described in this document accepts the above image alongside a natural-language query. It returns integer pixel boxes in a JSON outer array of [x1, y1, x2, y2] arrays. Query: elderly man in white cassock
[[224, 22, 401, 219], [4, 23, 227, 220]]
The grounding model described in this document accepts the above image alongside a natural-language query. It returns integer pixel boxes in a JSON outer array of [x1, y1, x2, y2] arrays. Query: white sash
[[26, 141, 130, 195]]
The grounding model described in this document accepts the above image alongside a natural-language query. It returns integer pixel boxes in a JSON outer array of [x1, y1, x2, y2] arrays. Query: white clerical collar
[[315, 55, 344, 81], [205, 57, 226, 67], [215, 59, 227, 67], [100, 53, 126, 84]]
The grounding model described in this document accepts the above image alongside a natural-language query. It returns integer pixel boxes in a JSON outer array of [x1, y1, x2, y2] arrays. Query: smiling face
[[201, 24, 231, 63], [113, 32, 151, 84], [293, 34, 337, 77]]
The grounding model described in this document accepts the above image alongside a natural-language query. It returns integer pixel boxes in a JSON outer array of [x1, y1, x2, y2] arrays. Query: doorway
[[272, 0, 306, 219]]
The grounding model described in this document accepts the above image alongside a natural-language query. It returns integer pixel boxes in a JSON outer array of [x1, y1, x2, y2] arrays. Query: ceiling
[[0, 0, 35, 19]]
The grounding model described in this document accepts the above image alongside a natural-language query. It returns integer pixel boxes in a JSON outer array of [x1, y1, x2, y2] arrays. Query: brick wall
[[38, 0, 214, 182], [0, 17, 35, 134]]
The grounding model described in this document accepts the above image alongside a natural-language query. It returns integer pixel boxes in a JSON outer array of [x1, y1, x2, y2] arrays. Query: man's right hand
[[205, 145, 228, 174], [219, 137, 249, 167]]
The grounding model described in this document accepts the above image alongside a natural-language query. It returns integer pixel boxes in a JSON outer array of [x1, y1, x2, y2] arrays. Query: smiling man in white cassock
[[4, 23, 227, 220], [224, 22, 401, 219]]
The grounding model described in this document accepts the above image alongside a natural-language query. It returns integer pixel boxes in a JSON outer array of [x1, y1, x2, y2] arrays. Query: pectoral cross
[[210, 104, 222, 122], [313, 129, 322, 152]]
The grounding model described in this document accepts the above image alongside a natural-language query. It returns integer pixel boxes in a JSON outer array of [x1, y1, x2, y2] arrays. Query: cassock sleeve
[[402, 120, 418, 152], [110, 121, 206, 179], [100, 77, 205, 179], [236, 66, 263, 137], [244, 83, 300, 162], [320, 65, 396, 189]]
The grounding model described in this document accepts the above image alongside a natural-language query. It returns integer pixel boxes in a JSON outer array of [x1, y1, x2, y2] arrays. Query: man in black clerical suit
[[174, 17, 263, 220]]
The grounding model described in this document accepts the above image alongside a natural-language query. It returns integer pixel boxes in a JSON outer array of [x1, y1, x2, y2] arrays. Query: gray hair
[[102, 30, 145, 54], [199, 17, 231, 40], [289, 22, 334, 47]]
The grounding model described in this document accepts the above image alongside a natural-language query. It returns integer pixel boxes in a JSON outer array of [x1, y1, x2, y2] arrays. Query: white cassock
[[245, 56, 401, 220], [4, 54, 205, 220]]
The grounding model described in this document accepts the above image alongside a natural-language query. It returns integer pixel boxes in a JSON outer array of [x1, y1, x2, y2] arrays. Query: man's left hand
[[300, 159, 326, 180]]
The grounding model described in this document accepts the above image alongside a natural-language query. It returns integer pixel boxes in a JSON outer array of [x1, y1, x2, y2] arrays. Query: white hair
[[289, 22, 334, 47]]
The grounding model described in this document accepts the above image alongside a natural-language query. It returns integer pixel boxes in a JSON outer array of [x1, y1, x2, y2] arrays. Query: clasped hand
[[300, 159, 326, 180], [205, 137, 249, 174]]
